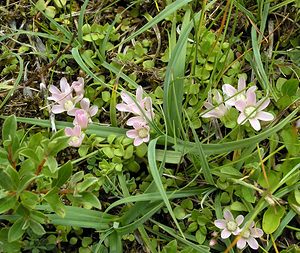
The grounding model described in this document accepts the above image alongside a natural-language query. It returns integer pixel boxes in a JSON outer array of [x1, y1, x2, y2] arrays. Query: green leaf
[[20, 191, 39, 209], [52, 161, 73, 188], [53, 0, 67, 8], [0, 170, 15, 190], [47, 135, 69, 156], [263, 206, 285, 234], [45, 156, 58, 173], [76, 177, 98, 192], [44, 188, 65, 217], [281, 79, 299, 97], [80, 192, 102, 209], [2, 115, 17, 142], [8, 218, 26, 242], [29, 219, 46, 235], [0, 196, 17, 213]]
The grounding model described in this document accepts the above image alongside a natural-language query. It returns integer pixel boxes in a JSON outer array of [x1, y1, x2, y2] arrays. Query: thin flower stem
[[270, 234, 279, 253], [257, 143, 269, 188]]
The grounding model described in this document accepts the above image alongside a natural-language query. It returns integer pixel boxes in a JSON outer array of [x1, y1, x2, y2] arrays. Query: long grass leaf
[[148, 138, 185, 238]]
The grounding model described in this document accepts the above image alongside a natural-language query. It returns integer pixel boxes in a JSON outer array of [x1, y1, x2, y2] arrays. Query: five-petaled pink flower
[[214, 210, 244, 239], [126, 122, 150, 146], [48, 77, 83, 115], [116, 86, 154, 122], [64, 125, 85, 147], [202, 90, 228, 119], [222, 77, 257, 106], [235, 89, 274, 131], [236, 222, 264, 250]]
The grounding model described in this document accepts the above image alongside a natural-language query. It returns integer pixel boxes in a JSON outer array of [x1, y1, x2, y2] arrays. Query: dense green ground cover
[[0, 0, 299, 252]]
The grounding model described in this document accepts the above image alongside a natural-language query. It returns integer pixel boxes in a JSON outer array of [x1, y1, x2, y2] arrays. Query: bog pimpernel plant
[[0, 0, 299, 252]]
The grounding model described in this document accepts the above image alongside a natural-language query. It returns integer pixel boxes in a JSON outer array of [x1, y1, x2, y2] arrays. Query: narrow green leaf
[[2, 115, 17, 142], [148, 138, 185, 238]]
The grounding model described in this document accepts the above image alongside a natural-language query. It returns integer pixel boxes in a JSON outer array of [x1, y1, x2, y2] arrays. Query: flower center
[[242, 229, 250, 238], [138, 128, 148, 138], [70, 136, 79, 142], [236, 93, 246, 101], [226, 221, 237, 232], [64, 100, 74, 111], [244, 106, 256, 118]]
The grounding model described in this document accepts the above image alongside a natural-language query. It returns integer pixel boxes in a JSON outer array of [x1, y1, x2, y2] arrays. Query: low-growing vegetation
[[0, 0, 299, 252]]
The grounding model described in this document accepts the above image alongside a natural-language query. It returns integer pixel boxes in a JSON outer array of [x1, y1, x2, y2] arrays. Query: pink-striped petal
[[236, 215, 244, 226], [224, 210, 234, 221], [64, 127, 74, 136], [214, 220, 226, 229], [126, 129, 138, 138], [235, 100, 246, 112], [51, 104, 65, 114], [249, 118, 261, 131], [247, 237, 259, 250], [257, 98, 270, 111], [221, 229, 231, 239], [238, 78, 246, 91], [89, 105, 98, 117], [222, 84, 237, 97], [136, 86, 143, 102], [247, 90, 256, 105], [256, 111, 274, 121], [134, 137, 143, 146], [237, 238, 247, 249], [237, 113, 247, 124], [60, 77, 70, 93]]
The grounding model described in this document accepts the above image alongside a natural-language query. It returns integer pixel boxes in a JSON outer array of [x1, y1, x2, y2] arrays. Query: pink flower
[[48, 77, 72, 102], [51, 95, 83, 115], [48, 77, 83, 115], [126, 122, 150, 146], [73, 109, 89, 129], [222, 78, 257, 106], [236, 222, 264, 250], [64, 125, 85, 147], [71, 77, 85, 96], [235, 89, 274, 131], [116, 86, 154, 122], [214, 210, 244, 239], [202, 90, 228, 119]]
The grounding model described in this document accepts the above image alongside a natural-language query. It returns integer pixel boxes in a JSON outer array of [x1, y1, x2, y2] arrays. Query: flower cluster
[[48, 77, 98, 147], [116, 86, 154, 146], [202, 78, 274, 131], [214, 210, 264, 250]]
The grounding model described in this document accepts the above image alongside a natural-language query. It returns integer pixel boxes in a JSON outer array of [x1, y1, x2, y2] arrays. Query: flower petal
[[222, 84, 237, 97], [221, 229, 231, 239], [257, 98, 270, 111], [126, 129, 138, 138], [214, 220, 226, 229], [121, 91, 134, 105], [64, 127, 74, 136], [247, 90, 256, 105], [237, 238, 247, 249], [251, 227, 264, 238], [60, 77, 70, 93], [49, 85, 61, 95], [136, 86, 143, 102], [249, 118, 261, 131], [238, 78, 246, 91], [214, 90, 223, 103], [247, 237, 259, 250], [89, 105, 98, 117], [224, 210, 234, 221], [235, 100, 246, 112], [51, 105, 65, 114], [203, 102, 213, 109], [134, 137, 143, 146], [256, 111, 274, 121], [237, 113, 247, 125], [127, 116, 146, 126], [236, 215, 244, 226], [80, 98, 90, 111]]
